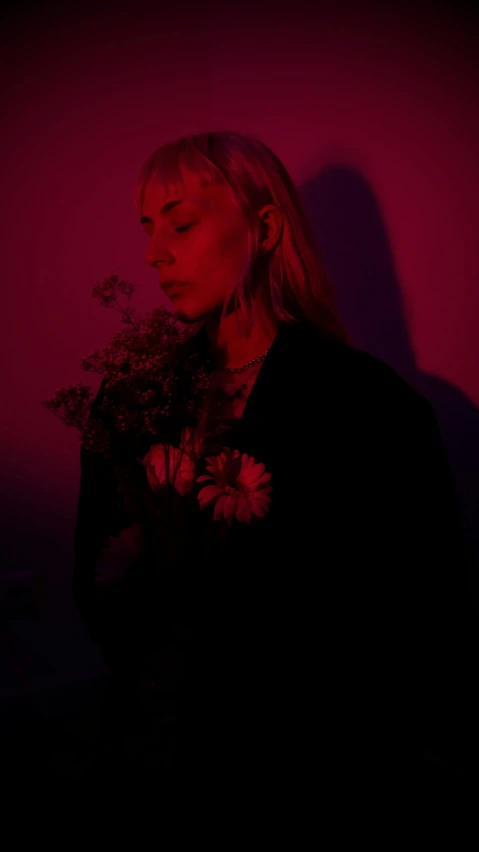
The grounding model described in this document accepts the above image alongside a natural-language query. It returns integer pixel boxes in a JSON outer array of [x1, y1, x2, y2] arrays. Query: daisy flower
[[196, 447, 273, 524]]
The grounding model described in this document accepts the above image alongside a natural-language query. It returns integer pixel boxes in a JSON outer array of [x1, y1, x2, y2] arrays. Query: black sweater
[[73, 318, 478, 806]]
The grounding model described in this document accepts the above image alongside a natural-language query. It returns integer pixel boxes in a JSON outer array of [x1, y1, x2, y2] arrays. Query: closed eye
[[175, 223, 194, 232]]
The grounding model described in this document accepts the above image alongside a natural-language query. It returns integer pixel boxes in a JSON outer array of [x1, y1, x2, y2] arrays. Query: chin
[[173, 309, 197, 325], [172, 299, 216, 326], [172, 303, 204, 324]]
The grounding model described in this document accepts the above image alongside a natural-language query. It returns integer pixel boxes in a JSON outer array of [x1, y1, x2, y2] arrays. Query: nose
[[145, 234, 173, 269], [146, 248, 170, 269]]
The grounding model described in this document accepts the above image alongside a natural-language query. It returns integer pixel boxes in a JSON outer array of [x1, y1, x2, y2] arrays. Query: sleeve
[[362, 386, 479, 789], [72, 377, 142, 674]]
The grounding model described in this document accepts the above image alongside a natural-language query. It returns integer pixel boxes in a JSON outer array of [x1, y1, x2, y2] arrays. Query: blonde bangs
[[133, 137, 224, 217]]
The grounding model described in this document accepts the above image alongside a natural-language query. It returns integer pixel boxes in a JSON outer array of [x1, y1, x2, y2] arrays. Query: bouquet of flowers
[[41, 274, 273, 588]]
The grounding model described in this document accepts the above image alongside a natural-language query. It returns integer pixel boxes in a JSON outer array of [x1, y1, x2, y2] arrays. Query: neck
[[205, 298, 280, 371]]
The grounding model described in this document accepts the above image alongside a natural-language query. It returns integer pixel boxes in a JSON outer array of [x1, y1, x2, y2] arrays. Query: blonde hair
[[134, 130, 351, 347]]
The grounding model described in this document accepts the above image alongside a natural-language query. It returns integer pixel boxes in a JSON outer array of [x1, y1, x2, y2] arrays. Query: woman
[[73, 132, 476, 815]]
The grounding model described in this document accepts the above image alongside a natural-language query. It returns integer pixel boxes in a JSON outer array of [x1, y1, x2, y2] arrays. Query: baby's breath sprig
[[40, 273, 218, 462]]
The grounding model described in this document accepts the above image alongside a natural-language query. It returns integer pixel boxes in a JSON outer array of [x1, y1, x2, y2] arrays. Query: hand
[[94, 522, 145, 587]]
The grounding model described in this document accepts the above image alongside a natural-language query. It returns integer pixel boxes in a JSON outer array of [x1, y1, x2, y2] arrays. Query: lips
[[162, 280, 187, 293]]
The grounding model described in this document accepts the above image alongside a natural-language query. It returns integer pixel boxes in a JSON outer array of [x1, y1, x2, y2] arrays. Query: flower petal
[[240, 463, 265, 488], [256, 471, 273, 485], [222, 494, 238, 519], [175, 473, 195, 496], [248, 492, 272, 518], [197, 484, 223, 508], [236, 496, 253, 523], [213, 495, 229, 521]]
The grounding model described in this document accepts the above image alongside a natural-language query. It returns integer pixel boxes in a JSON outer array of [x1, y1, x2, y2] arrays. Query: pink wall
[[1, 1, 477, 687]]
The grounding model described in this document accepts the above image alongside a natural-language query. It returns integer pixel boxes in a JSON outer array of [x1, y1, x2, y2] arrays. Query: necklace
[[222, 347, 270, 374]]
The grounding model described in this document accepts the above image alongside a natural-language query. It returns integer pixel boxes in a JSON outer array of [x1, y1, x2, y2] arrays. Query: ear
[[258, 204, 283, 253]]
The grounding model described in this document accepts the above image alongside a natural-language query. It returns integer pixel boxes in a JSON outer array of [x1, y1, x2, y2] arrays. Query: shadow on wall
[[300, 165, 479, 617]]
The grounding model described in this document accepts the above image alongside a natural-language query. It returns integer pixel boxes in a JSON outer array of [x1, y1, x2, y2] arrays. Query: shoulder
[[284, 320, 433, 421], [285, 325, 448, 493]]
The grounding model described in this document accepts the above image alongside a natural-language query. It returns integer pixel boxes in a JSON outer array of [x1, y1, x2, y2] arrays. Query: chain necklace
[[222, 347, 270, 374]]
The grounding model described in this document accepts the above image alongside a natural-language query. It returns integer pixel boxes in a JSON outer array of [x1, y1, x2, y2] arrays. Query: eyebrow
[[140, 198, 184, 224]]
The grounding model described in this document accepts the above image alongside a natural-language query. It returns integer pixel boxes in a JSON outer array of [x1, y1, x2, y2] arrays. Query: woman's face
[[140, 171, 251, 324]]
